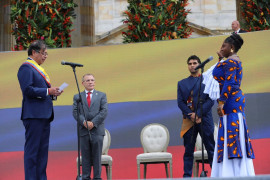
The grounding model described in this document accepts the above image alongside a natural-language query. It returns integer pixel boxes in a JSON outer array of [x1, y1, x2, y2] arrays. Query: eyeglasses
[[36, 51, 48, 56]]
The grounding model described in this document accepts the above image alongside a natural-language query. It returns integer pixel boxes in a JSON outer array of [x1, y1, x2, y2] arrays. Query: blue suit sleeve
[[196, 94, 214, 118], [177, 81, 192, 118], [17, 65, 47, 99]]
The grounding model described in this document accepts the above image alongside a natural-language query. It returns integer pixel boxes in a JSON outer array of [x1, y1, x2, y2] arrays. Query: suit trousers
[[23, 119, 51, 180], [81, 133, 104, 180], [183, 123, 215, 177]]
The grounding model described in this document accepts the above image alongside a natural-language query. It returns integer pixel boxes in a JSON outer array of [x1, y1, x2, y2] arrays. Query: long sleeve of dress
[[219, 60, 238, 102]]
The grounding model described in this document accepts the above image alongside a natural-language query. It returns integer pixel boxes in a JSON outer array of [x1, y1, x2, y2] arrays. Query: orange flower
[[152, 25, 157, 29]]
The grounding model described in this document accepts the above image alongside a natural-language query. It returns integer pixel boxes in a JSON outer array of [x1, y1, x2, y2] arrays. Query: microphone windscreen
[[61, 61, 65, 65], [209, 56, 214, 61]]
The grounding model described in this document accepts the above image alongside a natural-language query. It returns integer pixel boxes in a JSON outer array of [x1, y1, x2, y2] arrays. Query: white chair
[[136, 123, 173, 179], [77, 128, 112, 180], [101, 129, 112, 180], [193, 124, 218, 177]]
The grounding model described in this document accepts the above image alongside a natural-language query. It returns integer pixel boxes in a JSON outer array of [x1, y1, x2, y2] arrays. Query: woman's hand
[[217, 103, 224, 117], [217, 51, 224, 61]]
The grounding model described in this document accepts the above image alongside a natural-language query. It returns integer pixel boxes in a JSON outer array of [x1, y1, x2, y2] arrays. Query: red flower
[[156, 19, 161, 26], [28, 24, 31, 36], [26, 9, 29, 18], [177, 24, 182, 30], [134, 14, 141, 23], [152, 33, 156, 41], [143, 30, 148, 37], [133, 34, 139, 39], [128, 25, 136, 31], [19, 45, 24, 50], [145, 5, 151, 10]]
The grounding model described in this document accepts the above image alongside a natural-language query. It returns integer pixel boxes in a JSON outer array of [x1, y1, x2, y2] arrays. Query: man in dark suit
[[232, 20, 247, 34], [177, 55, 215, 177], [73, 74, 108, 180], [17, 40, 62, 180]]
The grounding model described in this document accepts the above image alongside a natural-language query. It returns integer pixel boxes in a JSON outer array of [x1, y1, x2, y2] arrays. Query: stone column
[[71, 0, 95, 47], [0, 0, 12, 51], [236, 0, 245, 26], [80, 0, 96, 46]]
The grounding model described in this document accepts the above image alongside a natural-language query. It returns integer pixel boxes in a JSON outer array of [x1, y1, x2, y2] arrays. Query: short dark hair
[[187, 55, 201, 64], [224, 33, 244, 53], [27, 40, 47, 56]]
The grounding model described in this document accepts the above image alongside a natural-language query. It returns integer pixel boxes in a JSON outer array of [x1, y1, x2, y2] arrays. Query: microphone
[[61, 61, 83, 67], [195, 56, 213, 70]]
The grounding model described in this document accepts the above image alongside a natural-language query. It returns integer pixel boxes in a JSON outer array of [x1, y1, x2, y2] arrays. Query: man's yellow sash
[[180, 118, 194, 138], [24, 58, 51, 86]]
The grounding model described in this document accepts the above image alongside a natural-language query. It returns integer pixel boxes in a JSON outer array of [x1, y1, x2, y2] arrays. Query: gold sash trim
[[180, 118, 194, 138]]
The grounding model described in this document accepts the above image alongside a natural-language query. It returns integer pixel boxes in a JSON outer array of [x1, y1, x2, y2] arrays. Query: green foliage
[[122, 0, 192, 43], [240, 0, 270, 31], [10, 0, 78, 50]]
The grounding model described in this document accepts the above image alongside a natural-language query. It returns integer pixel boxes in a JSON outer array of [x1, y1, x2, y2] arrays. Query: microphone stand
[[194, 66, 207, 177], [69, 65, 92, 180]]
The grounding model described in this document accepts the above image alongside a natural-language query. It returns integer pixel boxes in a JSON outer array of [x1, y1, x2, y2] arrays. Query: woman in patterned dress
[[211, 33, 255, 177]]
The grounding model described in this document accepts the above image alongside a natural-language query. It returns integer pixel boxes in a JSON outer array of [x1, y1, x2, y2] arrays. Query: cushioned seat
[[136, 123, 173, 179]]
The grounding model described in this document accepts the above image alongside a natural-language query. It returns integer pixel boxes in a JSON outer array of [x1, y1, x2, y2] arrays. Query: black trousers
[[183, 123, 215, 177]]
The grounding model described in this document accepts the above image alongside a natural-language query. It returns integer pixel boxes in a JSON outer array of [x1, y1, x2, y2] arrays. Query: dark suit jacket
[[239, 29, 247, 33], [17, 63, 53, 120], [177, 76, 213, 120], [73, 90, 108, 136]]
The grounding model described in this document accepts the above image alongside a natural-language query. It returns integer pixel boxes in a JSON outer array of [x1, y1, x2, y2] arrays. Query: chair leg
[[196, 162, 199, 177], [105, 165, 109, 179], [165, 163, 169, 178], [193, 160, 196, 177], [143, 164, 147, 179], [109, 164, 112, 180], [137, 163, 140, 179], [169, 160, 173, 178]]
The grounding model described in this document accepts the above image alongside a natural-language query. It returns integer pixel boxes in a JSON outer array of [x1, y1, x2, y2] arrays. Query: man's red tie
[[87, 92, 91, 107]]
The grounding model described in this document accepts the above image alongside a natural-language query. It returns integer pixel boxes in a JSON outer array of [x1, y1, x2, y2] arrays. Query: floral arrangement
[[122, 0, 192, 43], [10, 0, 78, 50], [240, 0, 270, 31]]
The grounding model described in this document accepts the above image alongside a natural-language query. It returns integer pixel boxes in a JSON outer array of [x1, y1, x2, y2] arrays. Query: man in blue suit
[[177, 55, 215, 177], [17, 40, 62, 180]]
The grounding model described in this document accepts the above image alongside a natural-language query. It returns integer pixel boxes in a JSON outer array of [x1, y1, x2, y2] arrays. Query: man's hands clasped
[[84, 121, 94, 130], [188, 112, 202, 124]]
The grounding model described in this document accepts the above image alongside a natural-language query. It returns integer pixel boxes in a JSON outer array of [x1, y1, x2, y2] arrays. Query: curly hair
[[224, 33, 244, 53]]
